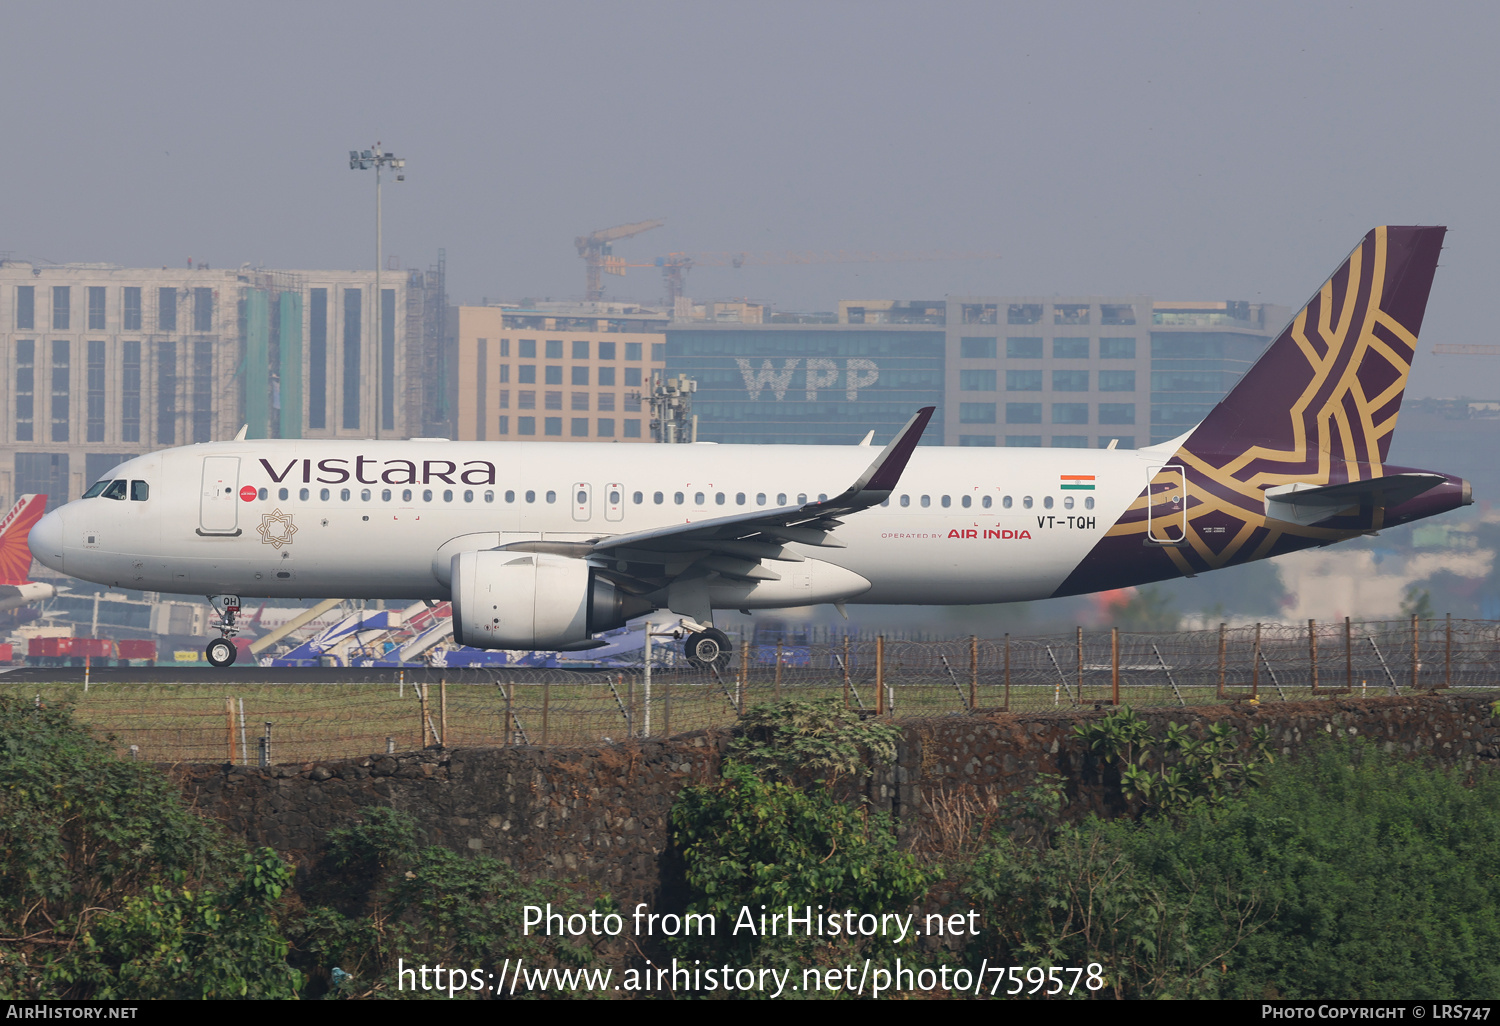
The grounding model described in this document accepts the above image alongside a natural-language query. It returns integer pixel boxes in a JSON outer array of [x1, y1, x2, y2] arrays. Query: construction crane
[[651, 250, 1002, 304], [574, 220, 664, 301]]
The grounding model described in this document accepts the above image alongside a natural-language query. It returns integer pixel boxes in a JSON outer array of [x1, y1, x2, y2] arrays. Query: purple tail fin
[[1183, 225, 1445, 479]]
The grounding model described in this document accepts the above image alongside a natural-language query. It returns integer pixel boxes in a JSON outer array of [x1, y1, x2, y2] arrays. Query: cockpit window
[[84, 480, 112, 498], [131, 481, 149, 501], [101, 480, 128, 501]]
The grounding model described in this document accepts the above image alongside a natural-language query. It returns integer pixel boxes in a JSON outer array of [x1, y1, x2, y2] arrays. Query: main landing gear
[[683, 627, 732, 671], [205, 595, 241, 667]]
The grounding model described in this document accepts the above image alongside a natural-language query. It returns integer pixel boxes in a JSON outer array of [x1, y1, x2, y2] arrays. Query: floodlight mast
[[348, 144, 405, 438]]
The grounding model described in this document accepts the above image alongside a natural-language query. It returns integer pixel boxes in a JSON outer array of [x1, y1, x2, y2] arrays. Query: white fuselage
[[30, 439, 1160, 606]]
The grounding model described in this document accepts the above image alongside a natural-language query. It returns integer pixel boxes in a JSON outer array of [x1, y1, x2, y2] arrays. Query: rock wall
[[171, 693, 1500, 907]]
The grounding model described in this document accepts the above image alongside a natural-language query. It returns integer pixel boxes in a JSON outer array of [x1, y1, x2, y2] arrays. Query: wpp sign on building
[[663, 323, 945, 446]]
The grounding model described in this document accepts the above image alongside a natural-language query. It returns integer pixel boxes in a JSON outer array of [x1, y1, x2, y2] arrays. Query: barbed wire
[[6, 617, 1498, 765]]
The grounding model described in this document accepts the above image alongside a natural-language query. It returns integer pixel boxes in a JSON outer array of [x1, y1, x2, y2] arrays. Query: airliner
[[29, 227, 1470, 668]]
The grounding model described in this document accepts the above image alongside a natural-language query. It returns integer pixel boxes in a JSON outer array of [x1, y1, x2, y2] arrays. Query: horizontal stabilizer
[[1264, 473, 1445, 526]]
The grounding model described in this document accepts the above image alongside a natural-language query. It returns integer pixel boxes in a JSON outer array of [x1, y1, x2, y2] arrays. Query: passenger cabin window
[[361, 489, 372, 501], [1044, 496, 1054, 509], [653, 491, 664, 504], [484, 491, 495, 502], [961, 495, 971, 508], [1085, 496, 1095, 509], [1022, 496, 1033, 509], [278, 488, 289, 500], [900, 495, 910, 507], [382, 489, 392, 501], [526, 490, 536, 503], [402, 489, 414, 502], [300, 488, 310, 500], [545, 491, 556, 503], [920, 495, 930, 508], [320, 489, 330, 500], [756, 493, 766, 505], [694, 492, 705, 505], [1064, 495, 1074, 509], [797, 493, 807, 504], [982, 496, 992, 508], [340, 488, 350, 501], [777, 493, 787, 505], [505, 490, 515, 502], [674, 492, 684, 504], [258, 488, 268, 500], [941, 495, 951, 508], [1002, 496, 1011, 508]]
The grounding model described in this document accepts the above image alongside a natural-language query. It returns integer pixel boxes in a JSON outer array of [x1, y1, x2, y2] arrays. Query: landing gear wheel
[[684, 628, 732, 671], [206, 637, 238, 668]]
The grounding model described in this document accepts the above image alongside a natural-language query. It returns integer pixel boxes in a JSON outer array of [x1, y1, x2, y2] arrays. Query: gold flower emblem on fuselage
[[256, 509, 298, 550]]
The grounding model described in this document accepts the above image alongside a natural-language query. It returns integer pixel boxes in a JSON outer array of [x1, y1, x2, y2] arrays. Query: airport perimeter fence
[[8, 616, 1500, 765]]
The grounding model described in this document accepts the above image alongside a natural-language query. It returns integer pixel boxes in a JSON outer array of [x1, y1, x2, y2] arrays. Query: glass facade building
[[1147, 315, 1280, 443], [941, 296, 1288, 448], [663, 324, 945, 445]]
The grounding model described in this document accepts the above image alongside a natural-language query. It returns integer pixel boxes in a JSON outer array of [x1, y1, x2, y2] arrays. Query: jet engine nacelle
[[449, 550, 649, 650]]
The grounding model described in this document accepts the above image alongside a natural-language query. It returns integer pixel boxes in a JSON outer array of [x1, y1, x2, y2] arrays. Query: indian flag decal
[[1060, 475, 1096, 490]]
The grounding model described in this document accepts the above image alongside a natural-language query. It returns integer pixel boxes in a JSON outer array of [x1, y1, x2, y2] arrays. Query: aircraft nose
[[29, 509, 64, 572]]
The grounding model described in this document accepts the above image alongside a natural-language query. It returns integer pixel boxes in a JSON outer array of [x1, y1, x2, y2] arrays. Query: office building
[[454, 303, 667, 442], [938, 296, 1288, 448], [0, 257, 450, 510], [662, 321, 946, 446]]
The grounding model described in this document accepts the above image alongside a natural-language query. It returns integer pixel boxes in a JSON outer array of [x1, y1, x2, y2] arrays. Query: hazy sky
[[3, 2, 1498, 395]]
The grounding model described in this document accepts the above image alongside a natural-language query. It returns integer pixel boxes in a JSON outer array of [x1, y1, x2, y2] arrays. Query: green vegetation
[[1106, 585, 1180, 631], [10, 690, 1500, 1000], [1401, 586, 1437, 621], [672, 701, 1500, 1000], [726, 697, 901, 782], [962, 729, 1500, 999], [0, 696, 602, 1000], [0, 693, 298, 998], [670, 700, 932, 969], [1072, 705, 1275, 817], [294, 807, 603, 999]]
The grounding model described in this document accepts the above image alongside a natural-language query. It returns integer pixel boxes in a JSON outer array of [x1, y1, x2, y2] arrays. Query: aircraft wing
[[519, 407, 934, 588]]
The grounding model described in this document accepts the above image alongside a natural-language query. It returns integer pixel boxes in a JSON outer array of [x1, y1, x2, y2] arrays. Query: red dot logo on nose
[[239, 485, 257, 502]]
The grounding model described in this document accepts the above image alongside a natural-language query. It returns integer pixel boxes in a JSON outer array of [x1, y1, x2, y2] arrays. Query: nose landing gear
[[205, 595, 241, 667], [206, 636, 237, 667]]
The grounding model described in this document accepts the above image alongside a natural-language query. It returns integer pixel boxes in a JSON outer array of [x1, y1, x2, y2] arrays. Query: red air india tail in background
[[0, 495, 49, 586]]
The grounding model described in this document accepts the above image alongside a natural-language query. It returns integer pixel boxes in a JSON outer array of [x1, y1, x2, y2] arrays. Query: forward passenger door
[[199, 456, 241, 535]]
